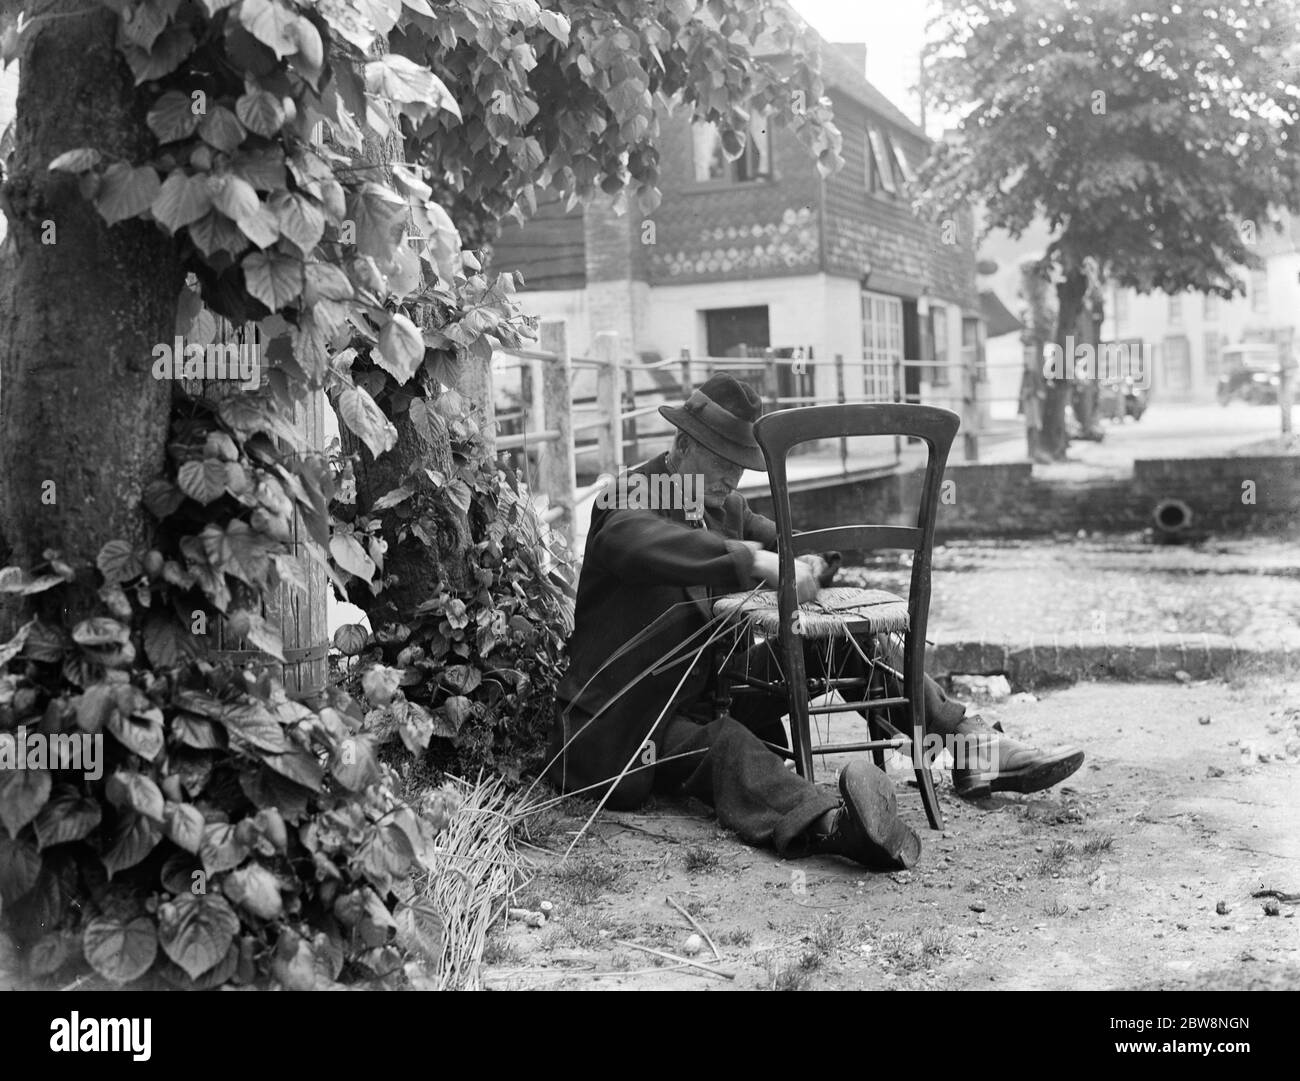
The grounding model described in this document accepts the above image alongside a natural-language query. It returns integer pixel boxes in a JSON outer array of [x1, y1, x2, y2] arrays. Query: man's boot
[[950, 715, 1084, 799], [807, 761, 921, 870]]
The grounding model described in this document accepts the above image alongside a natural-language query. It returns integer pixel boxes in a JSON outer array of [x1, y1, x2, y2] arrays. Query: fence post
[[623, 364, 640, 465], [679, 347, 693, 396], [892, 355, 903, 461], [763, 348, 779, 411], [835, 353, 848, 475], [594, 332, 624, 474], [539, 321, 576, 544]]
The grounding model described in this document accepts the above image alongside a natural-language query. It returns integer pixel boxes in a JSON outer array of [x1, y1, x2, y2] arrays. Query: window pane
[[692, 122, 727, 182], [891, 140, 916, 186], [867, 127, 897, 193]]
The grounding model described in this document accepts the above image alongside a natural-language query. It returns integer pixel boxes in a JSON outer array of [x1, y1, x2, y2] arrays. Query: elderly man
[[547, 375, 1083, 869]]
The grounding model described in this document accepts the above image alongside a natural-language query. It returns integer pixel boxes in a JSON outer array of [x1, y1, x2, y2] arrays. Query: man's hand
[[746, 544, 819, 603]]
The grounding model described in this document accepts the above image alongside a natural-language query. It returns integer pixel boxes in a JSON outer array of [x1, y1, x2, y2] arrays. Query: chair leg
[[909, 695, 944, 832], [867, 711, 888, 772]]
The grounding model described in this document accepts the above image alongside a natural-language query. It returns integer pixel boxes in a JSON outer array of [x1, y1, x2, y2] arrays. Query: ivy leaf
[[164, 802, 205, 854], [329, 534, 376, 581], [336, 386, 397, 457], [0, 619, 33, 667], [0, 831, 41, 905], [177, 459, 228, 505], [433, 695, 472, 737], [272, 192, 324, 253], [96, 539, 143, 585], [0, 766, 52, 838], [152, 172, 214, 232], [236, 204, 280, 249], [365, 54, 462, 120], [34, 787, 102, 850], [329, 734, 382, 791], [239, 0, 300, 58], [236, 87, 286, 137], [200, 520, 274, 589], [189, 209, 250, 257], [157, 893, 240, 980], [71, 617, 129, 649], [223, 609, 285, 662], [332, 623, 370, 656], [223, 863, 283, 920], [82, 914, 158, 983], [420, 200, 461, 283], [538, 9, 571, 45], [107, 712, 165, 761], [443, 664, 481, 695], [302, 262, 354, 303], [48, 147, 102, 173], [207, 173, 260, 222], [370, 312, 424, 384], [147, 90, 202, 143], [198, 105, 247, 152], [347, 182, 407, 260], [242, 249, 303, 309], [316, 0, 377, 51], [123, 26, 195, 84], [95, 163, 161, 224], [143, 615, 199, 668], [369, 484, 413, 512], [199, 822, 251, 875], [398, 700, 434, 754], [107, 770, 165, 823], [102, 811, 162, 878]]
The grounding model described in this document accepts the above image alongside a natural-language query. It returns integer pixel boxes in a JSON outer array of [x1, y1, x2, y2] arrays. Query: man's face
[[675, 436, 744, 509]]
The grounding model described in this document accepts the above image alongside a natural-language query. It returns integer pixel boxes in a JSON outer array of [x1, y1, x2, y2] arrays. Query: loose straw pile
[[418, 776, 530, 991]]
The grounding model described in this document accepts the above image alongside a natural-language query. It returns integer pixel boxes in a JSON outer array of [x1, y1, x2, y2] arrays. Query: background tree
[[919, 0, 1300, 458]]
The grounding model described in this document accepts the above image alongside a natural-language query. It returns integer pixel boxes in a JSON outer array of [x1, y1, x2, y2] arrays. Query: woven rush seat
[[712, 585, 909, 638]]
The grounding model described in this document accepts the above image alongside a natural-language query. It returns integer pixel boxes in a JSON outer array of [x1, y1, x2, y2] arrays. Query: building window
[[692, 114, 771, 184], [930, 304, 950, 386], [1203, 293, 1219, 322], [1250, 268, 1269, 314], [868, 125, 909, 196], [1168, 295, 1182, 325], [1204, 331, 1222, 378], [862, 291, 903, 399]]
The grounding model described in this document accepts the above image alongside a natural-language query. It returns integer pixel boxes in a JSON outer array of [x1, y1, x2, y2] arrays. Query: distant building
[[488, 37, 984, 434], [1104, 214, 1300, 402]]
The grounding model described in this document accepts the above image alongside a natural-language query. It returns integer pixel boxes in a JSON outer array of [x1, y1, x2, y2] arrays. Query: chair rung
[[810, 738, 910, 756], [806, 697, 908, 714]]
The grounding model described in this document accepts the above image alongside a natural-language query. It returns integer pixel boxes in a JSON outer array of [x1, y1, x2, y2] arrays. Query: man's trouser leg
[[652, 712, 838, 857]]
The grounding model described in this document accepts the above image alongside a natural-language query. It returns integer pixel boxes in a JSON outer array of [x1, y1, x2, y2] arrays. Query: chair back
[[752, 404, 959, 745]]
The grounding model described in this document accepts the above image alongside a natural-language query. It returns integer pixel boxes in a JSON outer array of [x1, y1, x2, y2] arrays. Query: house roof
[[980, 290, 1023, 338], [787, 3, 927, 141]]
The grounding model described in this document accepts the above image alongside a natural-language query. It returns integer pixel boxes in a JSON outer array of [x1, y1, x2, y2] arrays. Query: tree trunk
[[342, 371, 471, 626], [1043, 271, 1088, 460], [0, 4, 182, 634]]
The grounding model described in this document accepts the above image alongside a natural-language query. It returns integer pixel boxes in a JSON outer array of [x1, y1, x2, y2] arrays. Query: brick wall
[[896, 456, 1300, 538], [743, 455, 1299, 542]]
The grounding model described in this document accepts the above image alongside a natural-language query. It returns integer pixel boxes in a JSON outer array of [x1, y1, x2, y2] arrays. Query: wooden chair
[[713, 403, 960, 831]]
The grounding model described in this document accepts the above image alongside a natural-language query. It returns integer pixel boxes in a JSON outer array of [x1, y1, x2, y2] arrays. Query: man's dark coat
[[547, 453, 777, 807]]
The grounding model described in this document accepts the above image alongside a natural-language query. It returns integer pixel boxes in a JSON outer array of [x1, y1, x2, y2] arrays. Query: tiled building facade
[[489, 39, 983, 426]]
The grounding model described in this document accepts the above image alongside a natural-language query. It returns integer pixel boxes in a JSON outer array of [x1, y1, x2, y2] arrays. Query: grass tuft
[[683, 845, 720, 873]]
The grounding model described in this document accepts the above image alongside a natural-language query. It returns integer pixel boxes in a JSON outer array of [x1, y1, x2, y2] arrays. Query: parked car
[[1097, 377, 1148, 422], [1217, 343, 1281, 405]]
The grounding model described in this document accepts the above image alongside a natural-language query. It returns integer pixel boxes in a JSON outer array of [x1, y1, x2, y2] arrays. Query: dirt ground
[[484, 675, 1300, 990]]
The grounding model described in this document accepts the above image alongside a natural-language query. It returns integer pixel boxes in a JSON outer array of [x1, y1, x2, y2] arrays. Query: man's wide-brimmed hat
[[659, 373, 767, 472]]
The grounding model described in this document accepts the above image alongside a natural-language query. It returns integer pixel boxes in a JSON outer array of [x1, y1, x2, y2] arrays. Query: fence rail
[[486, 325, 1014, 543]]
